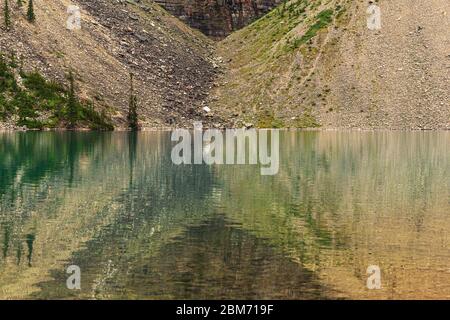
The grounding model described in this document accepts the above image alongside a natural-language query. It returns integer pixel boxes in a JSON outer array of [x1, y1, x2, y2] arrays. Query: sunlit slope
[[0, 0, 218, 128], [211, 0, 450, 129]]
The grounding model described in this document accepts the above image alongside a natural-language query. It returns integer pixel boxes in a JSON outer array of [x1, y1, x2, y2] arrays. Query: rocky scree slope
[[0, 0, 221, 129], [210, 0, 450, 129]]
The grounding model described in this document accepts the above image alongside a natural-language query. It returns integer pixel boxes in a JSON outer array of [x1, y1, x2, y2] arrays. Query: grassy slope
[[210, 0, 347, 128], [211, 0, 450, 129]]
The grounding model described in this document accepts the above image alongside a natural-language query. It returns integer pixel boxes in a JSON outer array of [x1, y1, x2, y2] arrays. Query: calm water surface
[[0, 131, 449, 299]]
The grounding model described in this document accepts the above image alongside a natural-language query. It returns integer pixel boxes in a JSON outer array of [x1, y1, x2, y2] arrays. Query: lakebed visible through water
[[0, 130, 448, 299]]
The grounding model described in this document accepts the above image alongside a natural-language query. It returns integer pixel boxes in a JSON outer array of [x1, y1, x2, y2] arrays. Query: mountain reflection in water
[[0, 131, 448, 299]]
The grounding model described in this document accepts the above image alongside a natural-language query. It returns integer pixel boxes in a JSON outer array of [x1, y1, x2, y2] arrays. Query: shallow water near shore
[[0, 131, 448, 299]]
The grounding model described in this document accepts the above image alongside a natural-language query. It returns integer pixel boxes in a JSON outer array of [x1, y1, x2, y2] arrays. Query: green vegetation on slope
[[212, 0, 350, 128], [0, 52, 113, 130], [288, 8, 334, 51]]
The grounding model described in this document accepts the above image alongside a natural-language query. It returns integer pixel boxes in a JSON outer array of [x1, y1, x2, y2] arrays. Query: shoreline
[[0, 126, 449, 132]]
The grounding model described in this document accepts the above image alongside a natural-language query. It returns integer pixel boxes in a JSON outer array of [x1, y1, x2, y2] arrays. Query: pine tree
[[26, 0, 35, 22], [17, 0, 23, 8], [67, 71, 78, 128], [127, 73, 139, 130], [4, 0, 11, 30]]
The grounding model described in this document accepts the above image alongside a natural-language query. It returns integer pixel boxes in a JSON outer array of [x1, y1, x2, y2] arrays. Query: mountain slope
[[0, 0, 220, 129], [210, 0, 450, 129]]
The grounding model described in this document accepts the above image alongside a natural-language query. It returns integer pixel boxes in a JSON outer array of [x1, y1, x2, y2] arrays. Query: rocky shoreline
[[1, 120, 448, 132]]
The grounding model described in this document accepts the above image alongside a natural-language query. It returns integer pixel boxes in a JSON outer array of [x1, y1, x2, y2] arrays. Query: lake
[[0, 131, 449, 299]]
